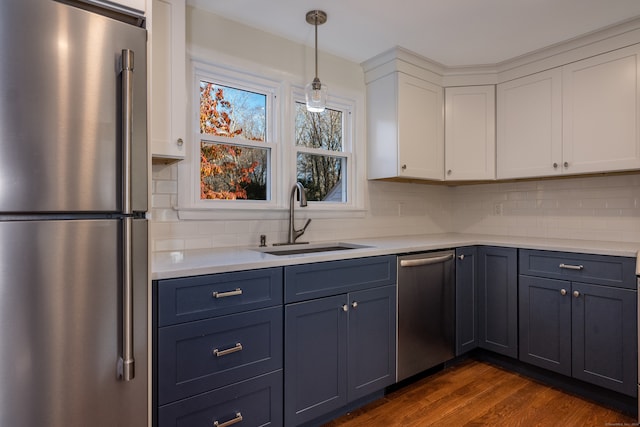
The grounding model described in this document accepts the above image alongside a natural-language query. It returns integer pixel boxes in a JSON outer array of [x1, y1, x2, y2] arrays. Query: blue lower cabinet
[[285, 294, 348, 426], [284, 285, 397, 426], [455, 247, 478, 355], [519, 275, 572, 375], [572, 282, 637, 396], [158, 370, 283, 427], [477, 247, 518, 358], [347, 285, 397, 402], [519, 250, 638, 397]]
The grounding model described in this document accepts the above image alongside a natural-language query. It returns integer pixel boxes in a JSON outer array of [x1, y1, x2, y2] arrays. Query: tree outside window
[[294, 102, 347, 202], [199, 81, 270, 200]]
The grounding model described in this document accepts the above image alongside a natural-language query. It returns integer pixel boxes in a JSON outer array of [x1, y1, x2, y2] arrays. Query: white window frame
[[290, 87, 357, 211], [178, 59, 281, 212], [176, 56, 365, 220]]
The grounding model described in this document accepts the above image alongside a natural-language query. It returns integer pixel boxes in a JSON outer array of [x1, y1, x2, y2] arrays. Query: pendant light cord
[[314, 13, 318, 79]]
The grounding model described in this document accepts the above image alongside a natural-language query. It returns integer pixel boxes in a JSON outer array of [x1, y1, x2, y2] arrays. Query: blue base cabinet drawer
[[158, 370, 283, 427], [158, 306, 283, 405], [285, 255, 396, 303], [158, 268, 283, 326], [519, 250, 635, 288]]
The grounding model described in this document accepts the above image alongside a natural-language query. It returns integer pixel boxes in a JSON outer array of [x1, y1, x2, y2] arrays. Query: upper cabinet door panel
[[562, 45, 640, 175], [497, 68, 563, 179], [397, 74, 444, 180], [445, 86, 495, 181], [150, 0, 186, 160]]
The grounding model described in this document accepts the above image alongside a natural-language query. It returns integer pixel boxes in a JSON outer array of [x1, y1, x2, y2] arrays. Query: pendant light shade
[[305, 10, 328, 113]]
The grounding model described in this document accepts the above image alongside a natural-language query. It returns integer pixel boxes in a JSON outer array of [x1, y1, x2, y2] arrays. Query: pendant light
[[305, 10, 328, 113]]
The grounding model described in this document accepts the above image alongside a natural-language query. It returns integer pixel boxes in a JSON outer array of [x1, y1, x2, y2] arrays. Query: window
[[293, 99, 353, 205], [194, 65, 278, 205], [179, 59, 362, 218]]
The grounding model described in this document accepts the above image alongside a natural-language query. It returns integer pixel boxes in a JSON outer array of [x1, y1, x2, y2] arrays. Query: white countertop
[[152, 233, 640, 280]]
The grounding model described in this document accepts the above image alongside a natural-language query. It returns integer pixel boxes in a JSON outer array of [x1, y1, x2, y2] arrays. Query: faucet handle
[[302, 218, 312, 231]]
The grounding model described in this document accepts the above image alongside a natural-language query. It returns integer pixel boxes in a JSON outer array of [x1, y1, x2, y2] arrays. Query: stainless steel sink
[[257, 242, 371, 256]]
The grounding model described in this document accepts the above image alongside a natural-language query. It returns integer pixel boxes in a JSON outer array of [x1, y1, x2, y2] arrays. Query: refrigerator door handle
[[121, 48, 134, 215], [120, 49, 135, 382], [120, 216, 135, 381]]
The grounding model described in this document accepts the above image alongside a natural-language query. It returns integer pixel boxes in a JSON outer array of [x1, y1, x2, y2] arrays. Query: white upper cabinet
[[562, 44, 640, 175], [367, 72, 444, 180], [497, 44, 640, 179], [149, 0, 186, 161], [444, 86, 495, 181], [497, 69, 562, 179]]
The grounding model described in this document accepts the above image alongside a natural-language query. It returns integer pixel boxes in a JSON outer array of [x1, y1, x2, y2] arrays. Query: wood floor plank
[[323, 360, 636, 427]]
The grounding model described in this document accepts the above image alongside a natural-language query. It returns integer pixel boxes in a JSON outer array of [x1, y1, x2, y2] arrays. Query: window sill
[[175, 206, 367, 221]]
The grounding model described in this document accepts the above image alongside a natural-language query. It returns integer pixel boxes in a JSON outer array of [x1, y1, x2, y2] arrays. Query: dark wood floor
[[323, 360, 636, 426]]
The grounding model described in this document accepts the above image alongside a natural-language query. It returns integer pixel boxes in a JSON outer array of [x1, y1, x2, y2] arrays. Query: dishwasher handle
[[400, 253, 454, 267]]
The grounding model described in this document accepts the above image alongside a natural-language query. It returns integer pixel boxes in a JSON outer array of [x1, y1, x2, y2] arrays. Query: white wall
[[149, 7, 640, 253]]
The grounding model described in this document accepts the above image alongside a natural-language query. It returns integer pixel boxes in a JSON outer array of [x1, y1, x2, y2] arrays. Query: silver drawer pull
[[212, 288, 243, 299], [559, 263, 584, 271], [213, 343, 243, 357], [214, 412, 243, 427]]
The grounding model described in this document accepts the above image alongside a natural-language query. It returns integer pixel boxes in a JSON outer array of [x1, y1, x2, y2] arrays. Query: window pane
[[296, 153, 345, 202], [201, 141, 268, 200], [295, 102, 343, 151], [200, 81, 266, 141]]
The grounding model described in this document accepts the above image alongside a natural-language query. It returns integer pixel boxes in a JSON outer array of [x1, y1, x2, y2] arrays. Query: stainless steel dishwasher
[[397, 250, 455, 381]]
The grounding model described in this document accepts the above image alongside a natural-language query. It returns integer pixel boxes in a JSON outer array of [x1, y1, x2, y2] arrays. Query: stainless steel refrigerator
[[0, 1, 148, 426]]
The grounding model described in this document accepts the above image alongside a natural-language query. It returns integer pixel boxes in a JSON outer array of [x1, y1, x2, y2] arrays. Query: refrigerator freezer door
[[0, 219, 148, 427], [0, 0, 147, 213]]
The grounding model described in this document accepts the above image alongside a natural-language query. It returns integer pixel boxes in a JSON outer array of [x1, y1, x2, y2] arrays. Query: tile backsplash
[[452, 173, 640, 242], [151, 163, 640, 252]]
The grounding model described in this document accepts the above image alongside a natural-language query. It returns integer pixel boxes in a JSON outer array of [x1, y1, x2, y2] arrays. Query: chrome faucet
[[278, 182, 311, 245]]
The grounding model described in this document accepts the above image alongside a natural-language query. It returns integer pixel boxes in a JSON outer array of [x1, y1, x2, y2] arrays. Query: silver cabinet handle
[[560, 289, 567, 296], [573, 290, 580, 298], [214, 412, 243, 427], [564, 161, 569, 168], [400, 254, 454, 267], [177, 137, 184, 147], [342, 304, 349, 312], [352, 301, 358, 309], [213, 288, 243, 299], [458, 254, 465, 260], [447, 169, 452, 175], [553, 162, 558, 168], [119, 49, 135, 383], [559, 263, 584, 271], [213, 343, 243, 357], [401, 164, 407, 170]]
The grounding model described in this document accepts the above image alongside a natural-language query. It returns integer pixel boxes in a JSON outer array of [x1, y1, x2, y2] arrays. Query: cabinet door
[[150, 0, 186, 160], [518, 276, 571, 375], [455, 247, 478, 355], [497, 68, 562, 179], [397, 73, 444, 180], [562, 45, 640, 175], [284, 295, 348, 426], [445, 86, 495, 180], [347, 285, 397, 401], [478, 247, 518, 358], [572, 282, 637, 396]]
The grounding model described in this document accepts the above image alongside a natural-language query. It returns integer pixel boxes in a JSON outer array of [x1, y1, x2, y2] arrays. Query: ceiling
[[187, 0, 640, 67]]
